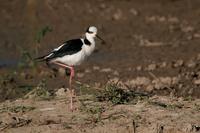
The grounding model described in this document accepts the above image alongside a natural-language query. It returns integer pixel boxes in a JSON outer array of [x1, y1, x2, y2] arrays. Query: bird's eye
[[88, 31, 93, 34]]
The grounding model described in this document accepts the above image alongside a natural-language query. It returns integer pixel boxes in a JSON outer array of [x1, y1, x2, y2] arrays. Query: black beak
[[96, 35, 106, 44]]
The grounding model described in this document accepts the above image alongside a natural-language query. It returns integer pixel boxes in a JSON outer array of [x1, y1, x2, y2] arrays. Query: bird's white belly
[[53, 50, 86, 66]]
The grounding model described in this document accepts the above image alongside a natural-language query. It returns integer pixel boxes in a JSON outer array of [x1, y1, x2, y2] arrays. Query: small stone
[[126, 77, 151, 87], [196, 53, 200, 60], [193, 79, 200, 85], [85, 69, 91, 73], [93, 66, 100, 70], [77, 73, 84, 78], [193, 33, 200, 38], [157, 16, 166, 22], [146, 64, 157, 71], [182, 123, 193, 132], [146, 85, 154, 92], [160, 77, 171, 85], [129, 8, 138, 16], [113, 71, 119, 76], [168, 16, 179, 23], [112, 9, 123, 20], [173, 59, 184, 67], [186, 60, 196, 68], [159, 62, 167, 68], [181, 26, 194, 33], [172, 77, 179, 84], [55, 88, 66, 97], [136, 66, 142, 71], [101, 68, 112, 73], [145, 16, 156, 22], [99, 3, 106, 9]]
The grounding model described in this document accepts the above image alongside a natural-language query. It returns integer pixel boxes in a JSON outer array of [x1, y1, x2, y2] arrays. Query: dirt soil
[[1, 0, 200, 132], [0, 94, 200, 133]]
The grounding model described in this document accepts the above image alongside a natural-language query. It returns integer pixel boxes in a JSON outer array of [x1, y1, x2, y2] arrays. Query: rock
[[101, 68, 112, 73], [113, 71, 119, 76], [129, 8, 138, 16], [85, 69, 91, 73], [136, 66, 142, 71], [193, 33, 200, 38], [159, 62, 167, 68], [93, 66, 100, 70], [55, 88, 66, 97], [157, 16, 166, 22], [181, 26, 194, 33], [146, 64, 157, 71], [140, 39, 164, 47], [159, 77, 172, 85], [172, 77, 179, 84], [182, 123, 193, 132], [146, 85, 154, 92], [112, 9, 123, 20], [145, 16, 156, 22], [152, 77, 177, 90], [196, 53, 200, 60], [77, 73, 84, 78], [168, 16, 179, 23], [152, 79, 165, 89], [173, 59, 184, 67], [126, 77, 151, 87], [193, 79, 200, 85], [186, 60, 196, 68]]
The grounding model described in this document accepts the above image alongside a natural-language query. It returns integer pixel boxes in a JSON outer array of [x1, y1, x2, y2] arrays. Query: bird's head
[[85, 26, 105, 44]]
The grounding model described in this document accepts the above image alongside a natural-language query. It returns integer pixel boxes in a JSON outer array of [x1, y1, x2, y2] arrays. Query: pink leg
[[52, 61, 75, 111], [69, 67, 75, 111]]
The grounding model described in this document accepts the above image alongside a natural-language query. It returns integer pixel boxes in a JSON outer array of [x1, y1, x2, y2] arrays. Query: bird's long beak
[[96, 35, 106, 44]]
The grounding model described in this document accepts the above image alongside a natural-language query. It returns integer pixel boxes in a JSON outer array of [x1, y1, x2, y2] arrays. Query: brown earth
[[0, 93, 200, 133]]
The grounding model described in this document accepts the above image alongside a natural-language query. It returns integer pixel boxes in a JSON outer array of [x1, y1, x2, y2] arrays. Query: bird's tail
[[34, 55, 47, 62]]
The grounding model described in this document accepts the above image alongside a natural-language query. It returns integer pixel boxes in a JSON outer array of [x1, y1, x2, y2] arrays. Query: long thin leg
[[51, 61, 75, 111], [69, 66, 75, 111]]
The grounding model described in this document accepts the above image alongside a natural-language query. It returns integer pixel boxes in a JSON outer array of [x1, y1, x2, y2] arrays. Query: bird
[[35, 26, 105, 111]]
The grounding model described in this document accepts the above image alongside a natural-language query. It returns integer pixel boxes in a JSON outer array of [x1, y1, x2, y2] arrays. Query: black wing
[[36, 39, 83, 61]]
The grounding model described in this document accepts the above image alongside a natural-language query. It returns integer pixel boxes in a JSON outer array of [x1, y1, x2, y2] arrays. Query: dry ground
[[0, 93, 200, 133]]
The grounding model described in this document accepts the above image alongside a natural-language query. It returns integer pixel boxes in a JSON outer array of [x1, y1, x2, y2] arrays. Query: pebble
[[85, 69, 91, 73], [168, 16, 179, 23], [126, 77, 151, 87], [159, 62, 167, 68], [136, 66, 142, 71], [77, 73, 84, 78], [93, 66, 100, 70], [129, 8, 138, 16], [186, 60, 196, 68], [113, 71, 119, 76], [146, 85, 154, 92], [146, 64, 157, 71], [182, 123, 193, 132], [193, 79, 200, 85], [112, 9, 123, 20], [101, 68, 112, 73], [55, 88, 66, 97], [173, 59, 184, 68]]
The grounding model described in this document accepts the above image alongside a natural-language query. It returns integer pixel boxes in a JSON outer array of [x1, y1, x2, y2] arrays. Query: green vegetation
[[24, 79, 52, 100], [35, 25, 52, 43], [96, 83, 149, 105], [149, 101, 183, 110], [0, 105, 35, 113], [18, 49, 35, 68]]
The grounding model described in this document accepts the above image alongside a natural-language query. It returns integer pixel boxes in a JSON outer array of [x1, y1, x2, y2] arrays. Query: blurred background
[[1, 0, 200, 101]]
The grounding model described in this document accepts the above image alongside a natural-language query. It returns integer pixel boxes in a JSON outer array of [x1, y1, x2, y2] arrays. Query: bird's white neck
[[85, 33, 95, 45]]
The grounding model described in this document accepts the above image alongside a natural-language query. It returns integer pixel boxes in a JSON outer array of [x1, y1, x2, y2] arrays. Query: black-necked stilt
[[36, 26, 105, 111]]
